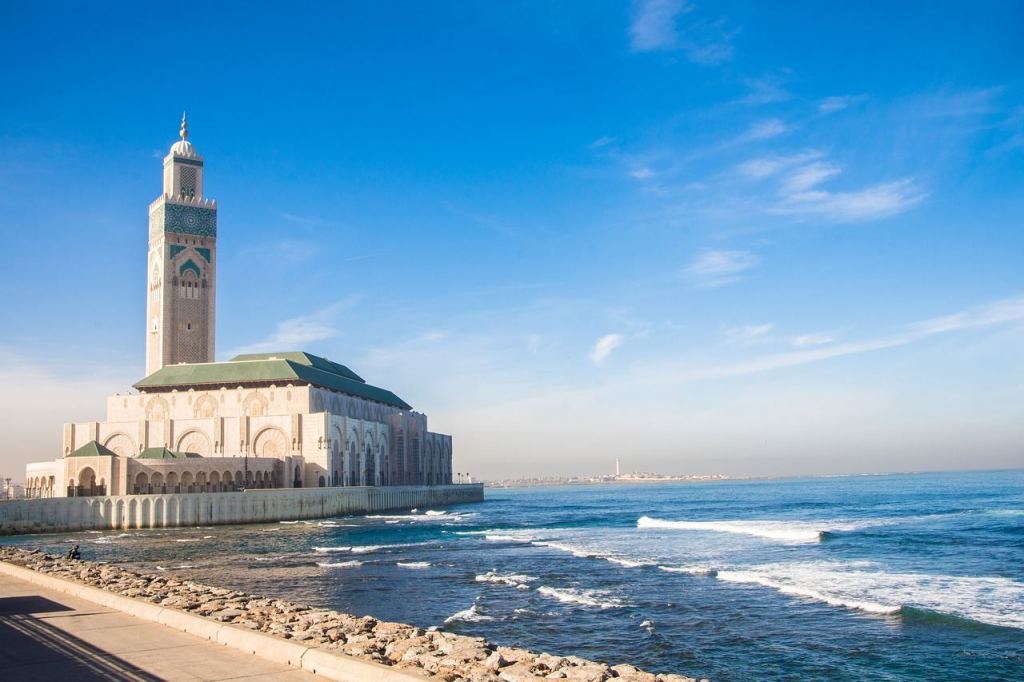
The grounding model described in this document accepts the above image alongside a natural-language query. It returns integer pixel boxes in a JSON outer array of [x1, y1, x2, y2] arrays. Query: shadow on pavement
[[0, 595, 163, 681]]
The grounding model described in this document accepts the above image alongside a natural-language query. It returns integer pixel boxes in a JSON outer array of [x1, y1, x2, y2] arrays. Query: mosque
[[24, 117, 453, 498]]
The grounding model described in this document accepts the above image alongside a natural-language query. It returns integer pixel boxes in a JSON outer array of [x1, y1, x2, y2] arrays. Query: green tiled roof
[[133, 351, 411, 410], [230, 351, 364, 383], [138, 447, 201, 460], [68, 441, 118, 458]]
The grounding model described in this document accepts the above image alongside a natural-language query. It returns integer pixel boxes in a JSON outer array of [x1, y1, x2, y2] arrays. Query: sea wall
[[0, 484, 483, 535], [0, 547, 702, 682]]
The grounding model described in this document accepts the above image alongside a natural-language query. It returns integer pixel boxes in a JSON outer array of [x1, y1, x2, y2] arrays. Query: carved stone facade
[[146, 115, 217, 376], [24, 117, 453, 498]]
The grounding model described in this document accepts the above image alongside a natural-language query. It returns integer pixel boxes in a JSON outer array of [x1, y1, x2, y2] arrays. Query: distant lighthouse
[[615, 458, 621, 477]]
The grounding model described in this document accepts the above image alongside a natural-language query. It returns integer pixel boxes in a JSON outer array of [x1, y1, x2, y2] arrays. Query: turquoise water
[[5, 470, 1023, 680]]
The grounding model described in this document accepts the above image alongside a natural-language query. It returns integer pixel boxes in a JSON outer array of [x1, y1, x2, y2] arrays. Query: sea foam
[[475, 571, 537, 588], [445, 602, 494, 624], [636, 515, 875, 543], [658, 565, 718, 577], [715, 561, 1024, 628], [485, 534, 531, 543], [536, 586, 626, 609]]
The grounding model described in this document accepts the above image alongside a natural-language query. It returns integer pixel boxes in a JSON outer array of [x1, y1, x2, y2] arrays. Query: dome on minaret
[[169, 112, 197, 157]]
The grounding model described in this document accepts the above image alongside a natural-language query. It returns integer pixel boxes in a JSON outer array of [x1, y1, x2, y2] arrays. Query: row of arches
[[25, 475, 56, 499], [330, 432, 389, 487], [131, 469, 280, 495], [27, 484, 476, 532], [95, 426, 290, 459]]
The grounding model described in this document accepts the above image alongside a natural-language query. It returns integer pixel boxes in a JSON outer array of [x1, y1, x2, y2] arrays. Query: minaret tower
[[145, 113, 217, 375]]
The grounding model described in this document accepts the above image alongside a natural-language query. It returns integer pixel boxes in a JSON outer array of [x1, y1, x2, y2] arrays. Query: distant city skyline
[[1, 2, 1022, 479]]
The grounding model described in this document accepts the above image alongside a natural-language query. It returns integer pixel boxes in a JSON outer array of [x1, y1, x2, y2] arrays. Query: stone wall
[[0, 484, 483, 535], [0, 547, 702, 682]]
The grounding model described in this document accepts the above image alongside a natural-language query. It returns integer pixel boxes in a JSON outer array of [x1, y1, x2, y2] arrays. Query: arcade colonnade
[[0, 484, 484, 534]]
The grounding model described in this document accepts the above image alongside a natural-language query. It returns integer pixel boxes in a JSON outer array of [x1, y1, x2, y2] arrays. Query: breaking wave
[[536, 586, 626, 609], [532, 540, 595, 557], [658, 565, 718, 577], [717, 569, 899, 614], [484, 534, 531, 543], [475, 571, 538, 588], [445, 601, 494, 624], [530, 538, 656, 569], [367, 511, 454, 522], [317, 560, 363, 568], [397, 561, 431, 569], [605, 556, 656, 568], [715, 562, 1024, 628], [91, 533, 133, 544], [356, 542, 432, 554], [637, 516, 876, 543]]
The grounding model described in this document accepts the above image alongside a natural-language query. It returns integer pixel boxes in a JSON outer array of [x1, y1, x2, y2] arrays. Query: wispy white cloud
[[363, 328, 459, 367], [227, 297, 361, 356], [485, 295, 1024, 413], [685, 249, 759, 288], [773, 177, 927, 222], [738, 74, 792, 106], [817, 95, 865, 114], [736, 151, 928, 222], [630, 166, 655, 180], [906, 296, 1024, 336], [780, 161, 842, 193], [914, 87, 1002, 119], [630, 0, 691, 51], [278, 211, 326, 226], [629, 0, 734, 64], [791, 332, 836, 348], [690, 296, 1024, 380], [739, 118, 789, 142], [726, 323, 774, 345], [736, 150, 823, 179], [590, 333, 624, 365]]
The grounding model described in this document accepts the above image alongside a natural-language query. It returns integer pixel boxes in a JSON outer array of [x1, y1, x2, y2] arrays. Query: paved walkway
[[0, 571, 318, 681]]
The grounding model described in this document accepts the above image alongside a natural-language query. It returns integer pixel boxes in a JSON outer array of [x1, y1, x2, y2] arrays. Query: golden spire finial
[[179, 111, 188, 140]]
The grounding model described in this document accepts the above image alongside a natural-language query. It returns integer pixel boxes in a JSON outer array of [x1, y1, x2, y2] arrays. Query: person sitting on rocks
[[67, 544, 81, 560]]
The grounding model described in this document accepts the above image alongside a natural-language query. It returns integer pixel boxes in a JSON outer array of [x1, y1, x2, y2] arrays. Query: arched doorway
[[364, 443, 374, 486], [252, 428, 287, 457], [74, 467, 97, 496]]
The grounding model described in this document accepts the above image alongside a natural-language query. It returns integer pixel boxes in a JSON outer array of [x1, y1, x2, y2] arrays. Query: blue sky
[[1, 1, 1022, 479]]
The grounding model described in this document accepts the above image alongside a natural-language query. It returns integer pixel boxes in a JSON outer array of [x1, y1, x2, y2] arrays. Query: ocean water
[[5, 470, 1024, 680]]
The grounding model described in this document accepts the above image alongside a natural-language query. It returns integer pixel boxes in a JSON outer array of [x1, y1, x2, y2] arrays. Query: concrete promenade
[[0, 483, 484, 535], [0, 569, 318, 681]]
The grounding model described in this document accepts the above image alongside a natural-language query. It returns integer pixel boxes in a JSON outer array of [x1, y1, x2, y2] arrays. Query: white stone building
[[24, 117, 453, 498]]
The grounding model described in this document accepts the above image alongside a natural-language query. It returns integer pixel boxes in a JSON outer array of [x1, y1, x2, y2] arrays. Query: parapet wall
[[0, 484, 483, 535]]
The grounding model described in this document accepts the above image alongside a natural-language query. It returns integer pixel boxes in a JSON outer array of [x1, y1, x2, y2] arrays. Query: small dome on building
[[170, 139, 196, 156]]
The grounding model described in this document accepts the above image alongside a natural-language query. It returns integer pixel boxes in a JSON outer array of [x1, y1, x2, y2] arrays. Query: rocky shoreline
[[0, 547, 703, 682]]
